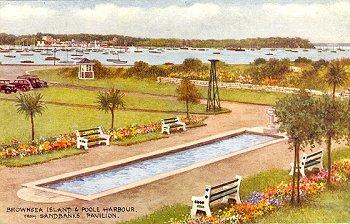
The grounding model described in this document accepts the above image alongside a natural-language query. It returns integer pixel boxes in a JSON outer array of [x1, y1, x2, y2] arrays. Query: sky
[[0, 0, 349, 43]]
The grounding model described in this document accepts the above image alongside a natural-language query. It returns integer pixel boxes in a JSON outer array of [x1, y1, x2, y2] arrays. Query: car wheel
[[21, 86, 29, 91], [5, 89, 11, 94]]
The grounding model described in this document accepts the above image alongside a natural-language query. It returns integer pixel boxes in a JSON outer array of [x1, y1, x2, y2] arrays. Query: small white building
[[77, 58, 95, 79]]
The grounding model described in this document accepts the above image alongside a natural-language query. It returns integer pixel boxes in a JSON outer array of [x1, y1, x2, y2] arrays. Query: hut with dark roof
[[77, 58, 95, 79]]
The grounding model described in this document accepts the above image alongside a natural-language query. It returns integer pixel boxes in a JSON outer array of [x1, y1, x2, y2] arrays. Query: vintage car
[[17, 75, 48, 88], [10, 79, 33, 91], [0, 79, 17, 94]]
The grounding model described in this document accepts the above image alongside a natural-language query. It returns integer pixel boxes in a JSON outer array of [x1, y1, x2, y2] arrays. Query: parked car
[[10, 79, 33, 91], [0, 80, 17, 94], [17, 75, 48, 88]]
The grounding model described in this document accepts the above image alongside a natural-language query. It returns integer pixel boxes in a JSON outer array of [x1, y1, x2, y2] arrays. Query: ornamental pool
[[23, 130, 285, 200]]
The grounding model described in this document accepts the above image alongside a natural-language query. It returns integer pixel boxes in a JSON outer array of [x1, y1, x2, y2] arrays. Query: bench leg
[[300, 167, 306, 178], [289, 163, 295, 176]]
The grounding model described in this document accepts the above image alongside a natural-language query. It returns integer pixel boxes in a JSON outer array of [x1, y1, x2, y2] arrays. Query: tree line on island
[[0, 32, 314, 48]]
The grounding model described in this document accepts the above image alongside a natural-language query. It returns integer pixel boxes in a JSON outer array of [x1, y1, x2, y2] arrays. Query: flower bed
[[170, 159, 350, 224], [108, 116, 206, 141], [1, 134, 76, 159], [1, 116, 206, 160]]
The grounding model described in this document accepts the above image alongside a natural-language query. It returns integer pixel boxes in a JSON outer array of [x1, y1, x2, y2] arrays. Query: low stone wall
[[157, 77, 323, 95]]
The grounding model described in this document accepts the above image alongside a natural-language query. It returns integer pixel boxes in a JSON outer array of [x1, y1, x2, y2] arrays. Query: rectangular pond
[[44, 132, 278, 196]]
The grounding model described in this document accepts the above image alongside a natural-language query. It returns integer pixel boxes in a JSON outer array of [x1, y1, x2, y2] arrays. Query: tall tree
[[323, 59, 348, 186], [317, 94, 347, 187], [96, 88, 125, 129], [176, 78, 201, 118], [275, 90, 321, 205], [325, 60, 348, 99], [16, 92, 46, 143]]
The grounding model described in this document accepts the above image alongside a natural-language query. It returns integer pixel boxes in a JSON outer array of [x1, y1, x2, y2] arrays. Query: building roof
[[77, 58, 94, 64]]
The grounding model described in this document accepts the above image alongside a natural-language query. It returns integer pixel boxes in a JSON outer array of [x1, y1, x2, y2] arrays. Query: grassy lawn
[[117, 147, 350, 224], [113, 132, 169, 146], [0, 148, 87, 167], [31, 69, 286, 105], [0, 87, 208, 113], [0, 101, 170, 143]]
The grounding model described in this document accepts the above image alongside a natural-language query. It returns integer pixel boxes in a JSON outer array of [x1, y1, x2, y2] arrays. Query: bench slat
[[306, 150, 323, 159], [78, 127, 100, 132], [87, 138, 107, 143], [305, 156, 321, 165], [80, 132, 100, 137], [163, 118, 177, 121], [304, 159, 321, 168], [211, 178, 239, 190], [210, 188, 238, 202]]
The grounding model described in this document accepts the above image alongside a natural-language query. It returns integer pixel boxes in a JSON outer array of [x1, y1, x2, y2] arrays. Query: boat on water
[[4, 54, 16, 58], [149, 50, 162, 54], [0, 49, 11, 53], [226, 47, 246, 51], [106, 53, 127, 64], [21, 53, 34, 56], [213, 52, 221, 55], [180, 47, 189, 50], [265, 52, 274, 55], [134, 50, 143, 53], [59, 60, 75, 64], [106, 58, 127, 64], [20, 60, 34, 63], [45, 57, 60, 61], [71, 57, 83, 60], [198, 48, 206, 51]]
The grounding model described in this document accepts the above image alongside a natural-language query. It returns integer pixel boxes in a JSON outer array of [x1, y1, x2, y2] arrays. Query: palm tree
[[324, 59, 348, 186], [325, 60, 348, 99], [16, 92, 46, 143], [96, 88, 125, 129]]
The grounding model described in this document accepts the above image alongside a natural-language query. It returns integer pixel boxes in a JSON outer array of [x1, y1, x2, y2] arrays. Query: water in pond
[[46, 133, 277, 195]]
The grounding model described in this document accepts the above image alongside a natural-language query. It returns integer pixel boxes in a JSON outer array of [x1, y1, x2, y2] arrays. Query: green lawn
[[117, 147, 350, 224], [31, 69, 285, 105], [0, 148, 87, 167], [0, 101, 170, 143], [0, 86, 208, 113]]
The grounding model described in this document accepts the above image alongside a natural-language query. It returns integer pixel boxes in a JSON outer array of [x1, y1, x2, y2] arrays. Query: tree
[[176, 78, 201, 118], [96, 88, 125, 129], [182, 58, 204, 73], [275, 90, 321, 205], [316, 94, 347, 187], [325, 60, 348, 99], [323, 60, 348, 186], [16, 92, 46, 143]]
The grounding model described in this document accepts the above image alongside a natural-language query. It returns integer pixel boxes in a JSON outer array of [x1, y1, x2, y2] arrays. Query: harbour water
[[0, 46, 349, 65]]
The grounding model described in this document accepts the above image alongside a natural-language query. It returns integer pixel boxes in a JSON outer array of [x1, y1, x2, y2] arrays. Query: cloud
[[0, 4, 55, 19], [0, 1, 349, 43]]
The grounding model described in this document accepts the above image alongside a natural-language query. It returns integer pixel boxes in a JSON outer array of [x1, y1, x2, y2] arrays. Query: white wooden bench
[[161, 117, 186, 135], [289, 149, 324, 178], [190, 175, 242, 217], [75, 127, 110, 150]]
